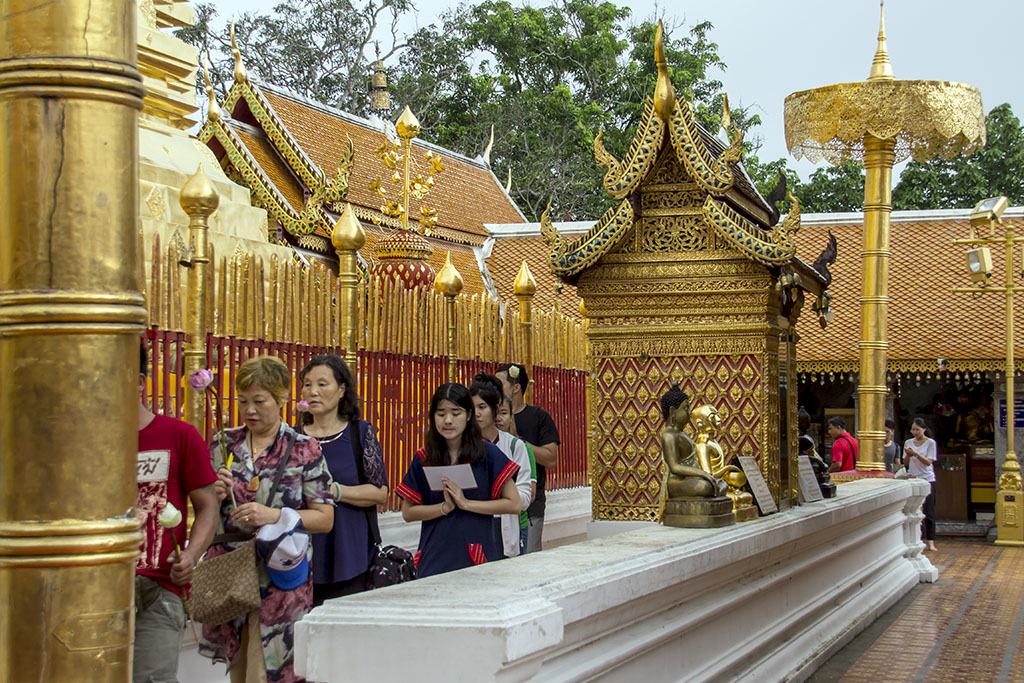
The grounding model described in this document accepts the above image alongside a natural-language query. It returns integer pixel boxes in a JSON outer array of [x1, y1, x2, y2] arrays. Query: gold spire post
[[784, 2, 985, 472], [0, 1, 146, 679], [514, 260, 538, 402], [434, 252, 463, 382], [333, 203, 367, 373], [181, 166, 220, 430]]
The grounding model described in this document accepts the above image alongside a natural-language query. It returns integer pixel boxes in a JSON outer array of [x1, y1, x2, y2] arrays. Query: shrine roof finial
[[868, 2, 894, 81], [653, 21, 676, 122], [203, 54, 221, 123], [231, 15, 248, 84]]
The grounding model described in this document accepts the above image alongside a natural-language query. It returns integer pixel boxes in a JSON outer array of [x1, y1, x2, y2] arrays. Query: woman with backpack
[[469, 372, 535, 558], [298, 354, 388, 604]]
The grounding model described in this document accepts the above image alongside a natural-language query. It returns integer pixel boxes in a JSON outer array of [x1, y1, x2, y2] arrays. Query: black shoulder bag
[[349, 421, 416, 588]]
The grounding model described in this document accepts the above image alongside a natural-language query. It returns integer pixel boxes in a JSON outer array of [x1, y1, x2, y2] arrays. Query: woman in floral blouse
[[200, 355, 334, 683]]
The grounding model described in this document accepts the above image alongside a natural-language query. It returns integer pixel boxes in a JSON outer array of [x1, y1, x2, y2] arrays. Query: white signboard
[[737, 456, 778, 514], [797, 455, 824, 503]]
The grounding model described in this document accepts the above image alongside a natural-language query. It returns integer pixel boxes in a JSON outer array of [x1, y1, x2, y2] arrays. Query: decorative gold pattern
[[593, 97, 664, 199], [703, 195, 798, 265], [670, 99, 743, 195]]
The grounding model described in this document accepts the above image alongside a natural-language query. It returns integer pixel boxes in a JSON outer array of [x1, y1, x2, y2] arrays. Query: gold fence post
[[514, 260, 537, 402], [0, 1, 145, 680], [332, 203, 366, 374], [434, 252, 463, 383], [181, 167, 219, 430]]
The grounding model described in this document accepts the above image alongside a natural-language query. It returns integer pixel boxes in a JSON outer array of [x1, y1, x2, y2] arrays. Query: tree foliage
[[177, 0, 410, 111], [892, 103, 1024, 210], [791, 161, 864, 214]]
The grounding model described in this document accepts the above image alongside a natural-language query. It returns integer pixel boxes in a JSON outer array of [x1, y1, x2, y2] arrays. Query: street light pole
[[953, 200, 1024, 546]]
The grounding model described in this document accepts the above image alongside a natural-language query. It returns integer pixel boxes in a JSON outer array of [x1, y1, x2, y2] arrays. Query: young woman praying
[[469, 372, 534, 558], [396, 383, 520, 577]]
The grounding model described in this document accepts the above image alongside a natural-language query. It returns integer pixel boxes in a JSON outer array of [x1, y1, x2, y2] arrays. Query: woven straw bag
[[187, 539, 260, 625]]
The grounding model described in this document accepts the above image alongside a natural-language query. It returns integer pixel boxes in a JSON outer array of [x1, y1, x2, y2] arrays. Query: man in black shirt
[[497, 363, 560, 553]]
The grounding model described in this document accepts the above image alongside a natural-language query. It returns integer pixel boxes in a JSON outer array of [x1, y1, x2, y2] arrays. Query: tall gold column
[[514, 260, 537, 402], [0, 1, 145, 680], [181, 166, 219, 429], [784, 4, 985, 470], [434, 252, 463, 383], [333, 203, 366, 373]]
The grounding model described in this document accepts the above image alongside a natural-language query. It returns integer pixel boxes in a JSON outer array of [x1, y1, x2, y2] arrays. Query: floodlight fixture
[[970, 196, 1008, 229], [966, 246, 993, 284]]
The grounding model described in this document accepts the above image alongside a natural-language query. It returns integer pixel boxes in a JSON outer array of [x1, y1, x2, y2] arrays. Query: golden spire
[[179, 165, 220, 216], [230, 16, 248, 84], [867, 2, 894, 81], [202, 55, 221, 123], [482, 124, 495, 165], [513, 259, 537, 296], [396, 105, 421, 139], [331, 203, 366, 252], [434, 251, 464, 296], [578, 298, 586, 317], [505, 167, 512, 194], [369, 43, 391, 117], [653, 21, 677, 122], [720, 94, 731, 135]]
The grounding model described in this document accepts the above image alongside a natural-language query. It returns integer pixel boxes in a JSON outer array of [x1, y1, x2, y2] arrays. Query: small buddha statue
[[658, 383, 734, 528], [692, 404, 758, 521]]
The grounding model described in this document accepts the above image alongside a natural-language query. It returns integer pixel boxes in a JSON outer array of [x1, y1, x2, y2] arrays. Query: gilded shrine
[[543, 24, 833, 521]]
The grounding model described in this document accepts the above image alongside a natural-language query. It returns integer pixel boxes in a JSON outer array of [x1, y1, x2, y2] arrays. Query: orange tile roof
[[360, 222, 489, 297], [794, 211, 1024, 366], [234, 129, 305, 214], [487, 236, 582, 317], [258, 86, 525, 240]]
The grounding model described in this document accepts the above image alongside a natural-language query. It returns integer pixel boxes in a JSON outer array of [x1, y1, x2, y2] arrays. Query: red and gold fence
[[143, 237, 589, 510]]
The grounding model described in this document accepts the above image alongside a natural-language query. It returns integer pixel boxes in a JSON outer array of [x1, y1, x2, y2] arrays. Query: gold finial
[[653, 21, 677, 122], [179, 165, 220, 216], [578, 298, 586, 317], [505, 167, 512, 194], [513, 259, 537, 296], [203, 55, 221, 123], [396, 105, 421, 139], [332, 203, 366, 252], [434, 251, 464, 296], [720, 94, 731, 135], [230, 16, 248, 84], [867, 2, 894, 81], [482, 124, 495, 165]]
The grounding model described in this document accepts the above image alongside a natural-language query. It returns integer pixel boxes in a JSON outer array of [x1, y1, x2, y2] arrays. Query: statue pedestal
[[296, 479, 936, 683], [663, 496, 735, 528], [820, 482, 838, 498]]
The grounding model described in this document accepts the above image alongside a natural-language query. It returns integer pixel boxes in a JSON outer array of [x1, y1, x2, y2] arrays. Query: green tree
[[793, 160, 865, 213], [892, 103, 1024, 210], [391, 0, 740, 221], [177, 0, 411, 111]]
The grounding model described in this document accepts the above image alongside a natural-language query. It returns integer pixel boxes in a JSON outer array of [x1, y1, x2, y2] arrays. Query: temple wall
[[296, 479, 937, 683]]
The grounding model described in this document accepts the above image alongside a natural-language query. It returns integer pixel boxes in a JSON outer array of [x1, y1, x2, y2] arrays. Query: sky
[[210, 0, 1024, 181]]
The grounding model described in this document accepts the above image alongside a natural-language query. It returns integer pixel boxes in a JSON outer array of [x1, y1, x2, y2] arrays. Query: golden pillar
[[0, 1, 145, 680], [332, 203, 366, 374], [514, 260, 537, 403], [784, 4, 985, 470], [181, 166, 219, 430], [434, 252, 463, 383]]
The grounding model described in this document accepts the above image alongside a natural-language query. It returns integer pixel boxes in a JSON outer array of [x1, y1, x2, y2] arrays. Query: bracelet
[[332, 482, 342, 502], [440, 501, 449, 516]]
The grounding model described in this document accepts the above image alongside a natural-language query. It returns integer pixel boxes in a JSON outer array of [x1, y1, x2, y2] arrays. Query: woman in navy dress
[[299, 354, 388, 605], [396, 383, 520, 578]]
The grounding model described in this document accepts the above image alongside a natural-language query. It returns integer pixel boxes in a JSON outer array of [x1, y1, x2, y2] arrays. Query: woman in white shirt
[[469, 373, 534, 558], [904, 417, 938, 552]]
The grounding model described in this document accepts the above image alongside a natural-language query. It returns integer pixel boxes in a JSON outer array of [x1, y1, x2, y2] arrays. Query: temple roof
[[201, 77, 525, 255], [794, 207, 1024, 374]]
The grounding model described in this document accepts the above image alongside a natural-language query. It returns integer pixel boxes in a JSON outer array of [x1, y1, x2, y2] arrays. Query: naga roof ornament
[[542, 20, 798, 278], [230, 16, 248, 84]]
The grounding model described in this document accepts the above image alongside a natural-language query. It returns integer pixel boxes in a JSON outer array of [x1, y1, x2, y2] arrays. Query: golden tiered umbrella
[[784, 4, 986, 471]]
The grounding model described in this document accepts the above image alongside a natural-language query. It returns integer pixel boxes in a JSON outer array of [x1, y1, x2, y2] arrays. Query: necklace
[[245, 429, 278, 492], [304, 420, 348, 445]]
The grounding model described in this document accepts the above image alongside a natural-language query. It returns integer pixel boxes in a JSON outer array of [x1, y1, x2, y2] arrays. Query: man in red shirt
[[827, 416, 859, 473], [135, 342, 219, 682]]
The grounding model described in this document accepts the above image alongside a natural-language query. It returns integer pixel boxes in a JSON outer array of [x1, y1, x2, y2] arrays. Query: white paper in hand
[[423, 463, 477, 492]]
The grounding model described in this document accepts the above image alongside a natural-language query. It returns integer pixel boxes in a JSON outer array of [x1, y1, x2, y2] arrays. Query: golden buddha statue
[[657, 383, 735, 528], [691, 404, 758, 521]]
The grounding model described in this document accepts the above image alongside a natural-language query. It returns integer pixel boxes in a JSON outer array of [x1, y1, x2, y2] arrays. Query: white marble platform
[[296, 478, 934, 683]]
